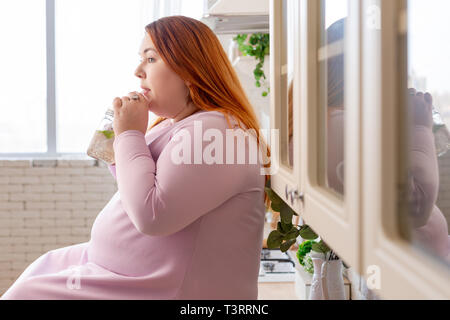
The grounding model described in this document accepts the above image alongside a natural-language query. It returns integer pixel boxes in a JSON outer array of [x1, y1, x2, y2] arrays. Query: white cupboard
[[269, 0, 450, 299]]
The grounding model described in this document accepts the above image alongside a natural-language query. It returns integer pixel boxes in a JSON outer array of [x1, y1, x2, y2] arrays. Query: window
[[0, 0, 204, 156], [0, 0, 47, 153]]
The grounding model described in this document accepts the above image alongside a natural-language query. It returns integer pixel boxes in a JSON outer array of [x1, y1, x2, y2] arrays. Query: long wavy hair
[[144, 16, 271, 207]]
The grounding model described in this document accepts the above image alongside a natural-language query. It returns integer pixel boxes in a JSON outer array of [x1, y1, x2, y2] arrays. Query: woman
[[1, 16, 271, 300]]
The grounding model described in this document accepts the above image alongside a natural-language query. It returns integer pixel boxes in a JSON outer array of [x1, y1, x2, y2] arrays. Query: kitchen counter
[[258, 280, 298, 300]]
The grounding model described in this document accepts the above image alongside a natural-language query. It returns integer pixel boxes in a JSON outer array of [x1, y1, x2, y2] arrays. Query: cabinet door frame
[[269, 0, 303, 215], [300, 0, 362, 272], [360, 0, 450, 299]]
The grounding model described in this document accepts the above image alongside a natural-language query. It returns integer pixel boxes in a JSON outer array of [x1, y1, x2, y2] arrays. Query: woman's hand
[[408, 88, 433, 129], [112, 91, 150, 136]]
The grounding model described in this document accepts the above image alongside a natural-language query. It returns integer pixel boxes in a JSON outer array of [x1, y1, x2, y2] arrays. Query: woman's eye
[[139, 58, 155, 64]]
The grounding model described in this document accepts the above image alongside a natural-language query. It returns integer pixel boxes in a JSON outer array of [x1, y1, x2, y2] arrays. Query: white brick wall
[[0, 158, 117, 296]]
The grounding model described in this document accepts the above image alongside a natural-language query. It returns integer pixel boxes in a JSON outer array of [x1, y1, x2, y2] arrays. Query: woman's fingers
[[408, 88, 417, 95], [112, 97, 122, 112], [127, 91, 140, 99], [113, 91, 146, 114], [424, 92, 433, 105], [409, 89, 433, 128]]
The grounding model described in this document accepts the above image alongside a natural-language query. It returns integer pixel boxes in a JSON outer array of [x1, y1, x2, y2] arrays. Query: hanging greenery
[[233, 33, 270, 97]]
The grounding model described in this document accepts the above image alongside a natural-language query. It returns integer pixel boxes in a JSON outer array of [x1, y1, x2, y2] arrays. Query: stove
[[258, 248, 296, 282]]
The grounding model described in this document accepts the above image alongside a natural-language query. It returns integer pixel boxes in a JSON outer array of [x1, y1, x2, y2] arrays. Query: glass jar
[[87, 108, 115, 165]]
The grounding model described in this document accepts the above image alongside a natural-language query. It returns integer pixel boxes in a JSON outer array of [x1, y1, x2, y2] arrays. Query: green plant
[[264, 178, 349, 272], [302, 252, 314, 274], [296, 240, 316, 274], [233, 33, 270, 97], [264, 178, 331, 254]]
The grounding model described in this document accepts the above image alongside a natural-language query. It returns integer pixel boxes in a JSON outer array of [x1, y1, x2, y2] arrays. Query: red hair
[[144, 16, 272, 207]]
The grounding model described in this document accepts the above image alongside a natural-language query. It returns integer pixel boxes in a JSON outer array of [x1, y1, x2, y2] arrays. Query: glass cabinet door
[[317, 0, 348, 197], [300, 0, 360, 271], [402, 0, 450, 270], [361, 0, 450, 299], [269, 0, 302, 215]]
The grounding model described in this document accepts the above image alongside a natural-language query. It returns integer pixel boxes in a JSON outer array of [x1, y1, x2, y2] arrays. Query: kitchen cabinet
[[359, 0, 450, 299], [269, 0, 450, 299], [269, 0, 303, 219], [269, 0, 360, 276]]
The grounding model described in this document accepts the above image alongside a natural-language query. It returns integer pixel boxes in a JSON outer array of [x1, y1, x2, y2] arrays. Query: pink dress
[[1, 110, 266, 299]]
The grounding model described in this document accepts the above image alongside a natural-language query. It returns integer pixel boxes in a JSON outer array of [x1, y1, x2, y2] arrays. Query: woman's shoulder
[[181, 109, 239, 130]]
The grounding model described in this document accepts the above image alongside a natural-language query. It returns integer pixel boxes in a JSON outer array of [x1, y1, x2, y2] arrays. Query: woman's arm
[[407, 91, 440, 228], [407, 124, 439, 227], [112, 119, 262, 237], [107, 163, 117, 179]]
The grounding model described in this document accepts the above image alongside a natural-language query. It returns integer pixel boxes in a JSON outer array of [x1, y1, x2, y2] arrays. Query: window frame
[[0, 0, 166, 159]]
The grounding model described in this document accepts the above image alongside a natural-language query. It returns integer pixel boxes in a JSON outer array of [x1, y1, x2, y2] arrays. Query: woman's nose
[[134, 68, 144, 79]]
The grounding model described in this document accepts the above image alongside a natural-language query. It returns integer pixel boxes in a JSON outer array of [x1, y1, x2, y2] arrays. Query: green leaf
[[299, 225, 318, 240], [264, 187, 275, 200], [271, 201, 282, 212], [311, 242, 323, 253], [285, 227, 300, 241], [267, 230, 283, 249], [297, 240, 314, 258], [319, 240, 331, 252], [311, 240, 331, 253], [280, 239, 297, 252], [271, 192, 283, 204], [265, 187, 283, 205], [99, 130, 115, 139], [254, 69, 263, 77], [277, 221, 293, 235], [233, 33, 270, 94], [276, 221, 285, 235], [280, 203, 295, 224]]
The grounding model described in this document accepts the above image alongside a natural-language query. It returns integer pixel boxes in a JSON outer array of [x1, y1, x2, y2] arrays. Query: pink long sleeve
[[112, 117, 262, 237], [107, 163, 116, 179], [1, 111, 266, 300]]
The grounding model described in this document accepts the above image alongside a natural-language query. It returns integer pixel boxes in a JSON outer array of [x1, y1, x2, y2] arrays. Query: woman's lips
[[141, 89, 150, 97]]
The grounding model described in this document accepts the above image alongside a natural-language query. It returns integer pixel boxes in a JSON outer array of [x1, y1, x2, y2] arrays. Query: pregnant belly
[[411, 205, 450, 259]]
